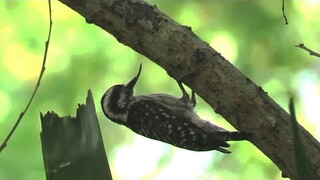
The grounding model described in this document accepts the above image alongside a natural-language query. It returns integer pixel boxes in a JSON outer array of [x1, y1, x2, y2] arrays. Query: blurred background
[[0, 0, 320, 179]]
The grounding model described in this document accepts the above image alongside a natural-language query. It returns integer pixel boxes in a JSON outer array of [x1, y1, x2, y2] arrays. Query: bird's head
[[101, 64, 142, 124]]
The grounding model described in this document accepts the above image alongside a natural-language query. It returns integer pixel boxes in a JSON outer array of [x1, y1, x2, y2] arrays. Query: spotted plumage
[[101, 64, 250, 153]]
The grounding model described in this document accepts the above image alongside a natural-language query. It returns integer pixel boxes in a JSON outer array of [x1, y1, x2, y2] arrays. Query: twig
[[0, 0, 52, 153], [282, 0, 288, 25], [295, 43, 320, 58]]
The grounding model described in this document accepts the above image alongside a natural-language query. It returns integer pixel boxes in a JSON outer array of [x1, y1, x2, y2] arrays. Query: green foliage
[[0, 0, 319, 180]]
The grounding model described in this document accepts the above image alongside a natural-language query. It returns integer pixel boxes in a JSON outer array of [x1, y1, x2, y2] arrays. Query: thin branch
[[282, 0, 288, 25], [0, 0, 52, 153], [296, 43, 320, 58]]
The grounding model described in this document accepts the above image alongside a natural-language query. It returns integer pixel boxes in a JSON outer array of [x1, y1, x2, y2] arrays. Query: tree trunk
[[40, 90, 112, 180]]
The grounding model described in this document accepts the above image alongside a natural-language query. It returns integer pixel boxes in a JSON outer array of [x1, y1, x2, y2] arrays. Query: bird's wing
[[128, 95, 232, 152], [133, 94, 228, 132]]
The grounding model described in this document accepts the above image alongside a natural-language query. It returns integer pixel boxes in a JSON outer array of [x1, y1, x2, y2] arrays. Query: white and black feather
[[101, 65, 250, 153]]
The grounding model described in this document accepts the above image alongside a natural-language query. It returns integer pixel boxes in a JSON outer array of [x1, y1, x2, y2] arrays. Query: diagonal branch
[[57, 0, 320, 180], [0, 0, 52, 154], [296, 43, 320, 58]]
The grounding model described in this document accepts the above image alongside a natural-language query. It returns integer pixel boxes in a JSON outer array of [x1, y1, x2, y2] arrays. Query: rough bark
[[57, 0, 320, 179]]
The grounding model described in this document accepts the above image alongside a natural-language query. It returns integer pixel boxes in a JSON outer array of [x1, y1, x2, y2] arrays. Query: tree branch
[[57, 0, 320, 179], [296, 43, 320, 58], [0, 0, 52, 154]]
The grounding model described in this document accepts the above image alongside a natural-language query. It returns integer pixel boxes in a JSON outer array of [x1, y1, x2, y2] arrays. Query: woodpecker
[[101, 64, 250, 153]]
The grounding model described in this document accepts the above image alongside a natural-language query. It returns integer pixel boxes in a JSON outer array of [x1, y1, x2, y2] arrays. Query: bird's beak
[[125, 63, 142, 91]]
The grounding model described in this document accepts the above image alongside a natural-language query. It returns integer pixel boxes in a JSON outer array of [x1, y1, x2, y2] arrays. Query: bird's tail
[[214, 131, 251, 154], [225, 131, 252, 141]]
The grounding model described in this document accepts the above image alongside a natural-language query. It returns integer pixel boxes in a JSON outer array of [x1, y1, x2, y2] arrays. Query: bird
[[101, 64, 250, 153]]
